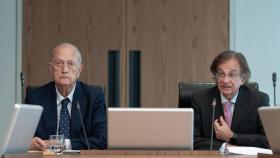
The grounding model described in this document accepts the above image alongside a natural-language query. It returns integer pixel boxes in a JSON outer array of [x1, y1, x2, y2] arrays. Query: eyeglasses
[[215, 72, 241, 80], [52, 60, 78, 69]]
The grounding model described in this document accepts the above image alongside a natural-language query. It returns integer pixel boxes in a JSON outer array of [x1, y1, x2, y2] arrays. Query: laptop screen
[[0, 104, 43, 155], [258, 106, 280, 154], [108, 108, 193, 150]]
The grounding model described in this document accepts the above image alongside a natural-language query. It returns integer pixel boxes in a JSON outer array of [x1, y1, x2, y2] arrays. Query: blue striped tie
[[59, 98, 70, 138]]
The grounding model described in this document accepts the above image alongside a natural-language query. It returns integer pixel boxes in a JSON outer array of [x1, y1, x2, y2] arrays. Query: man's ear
[[79, 64, 84, 73], [77, 64, 84, 78], [241, 74, 246, 85]]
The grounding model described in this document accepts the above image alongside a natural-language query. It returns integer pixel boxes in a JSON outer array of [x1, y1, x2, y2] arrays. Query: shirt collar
[[220, 90, 239, 104], [55, 83, 76, 105]]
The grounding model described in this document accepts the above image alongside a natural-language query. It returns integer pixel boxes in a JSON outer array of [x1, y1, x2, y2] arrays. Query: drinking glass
[[48, 135, 65, 155]]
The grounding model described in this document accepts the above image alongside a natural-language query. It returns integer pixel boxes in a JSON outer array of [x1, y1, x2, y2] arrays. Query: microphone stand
[[274, 84, 276, 106], [77, 102, 90, 150], [210, 98, 216, 150]]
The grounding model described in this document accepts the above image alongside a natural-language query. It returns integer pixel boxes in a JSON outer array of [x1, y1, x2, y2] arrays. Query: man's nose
[[221, 75, 231, 82], [62, 64, 69, 73]]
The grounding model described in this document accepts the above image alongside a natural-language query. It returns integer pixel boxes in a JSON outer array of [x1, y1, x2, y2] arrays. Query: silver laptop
[[108, 108, 193, 150], [258, 106, 280, 154], [0, 104, 43, 156]]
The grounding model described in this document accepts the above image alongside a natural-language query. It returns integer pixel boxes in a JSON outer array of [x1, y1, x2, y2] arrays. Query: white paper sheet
[[225, 146, 272, 155]]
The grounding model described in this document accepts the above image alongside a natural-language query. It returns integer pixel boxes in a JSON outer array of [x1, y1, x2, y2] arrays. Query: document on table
[[225, 146, 272, 155]]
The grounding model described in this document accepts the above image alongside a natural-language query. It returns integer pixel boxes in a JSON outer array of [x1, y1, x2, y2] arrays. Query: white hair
[[51, 42, 82, 64]]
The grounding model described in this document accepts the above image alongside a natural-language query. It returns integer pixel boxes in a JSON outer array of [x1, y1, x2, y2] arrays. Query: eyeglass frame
[[213, 71, 242, 80], [51, 60, 80, 70]]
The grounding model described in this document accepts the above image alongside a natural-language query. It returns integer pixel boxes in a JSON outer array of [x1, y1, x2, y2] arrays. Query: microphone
[[210, 98, 216, 150], [76, 102, 90, 150], [273, 72, 277, 106]]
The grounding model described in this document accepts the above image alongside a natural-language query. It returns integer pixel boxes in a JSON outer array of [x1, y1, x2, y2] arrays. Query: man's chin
[[56, 80, 72, 86], [220, 90, 233, 95], [219, 87, 232, 92]]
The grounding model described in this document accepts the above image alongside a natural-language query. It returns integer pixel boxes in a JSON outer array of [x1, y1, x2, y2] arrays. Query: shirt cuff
[[65, 139, 72, 150], [219, 142, 227, 153]]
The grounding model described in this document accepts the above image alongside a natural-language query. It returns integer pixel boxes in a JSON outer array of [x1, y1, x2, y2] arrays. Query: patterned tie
[[59, 98, 70, 139], [223, 101, 233, 128]]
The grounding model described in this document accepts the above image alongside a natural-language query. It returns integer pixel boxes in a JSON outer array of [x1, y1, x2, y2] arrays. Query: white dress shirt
[[55, 84, 76, 150], [219, 91, 239, 153]]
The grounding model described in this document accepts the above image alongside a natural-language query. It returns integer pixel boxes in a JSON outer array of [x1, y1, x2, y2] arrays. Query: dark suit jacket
[[191, 85, 269, 150], [25, 81, 107, 150]]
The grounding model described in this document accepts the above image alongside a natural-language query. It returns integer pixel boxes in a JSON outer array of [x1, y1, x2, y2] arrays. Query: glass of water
[[48, 135, 65, 155]]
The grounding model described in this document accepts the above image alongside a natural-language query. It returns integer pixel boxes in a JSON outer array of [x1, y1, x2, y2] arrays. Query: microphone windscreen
[[273, 72, 277, 82], [212, 98, 216, 108]]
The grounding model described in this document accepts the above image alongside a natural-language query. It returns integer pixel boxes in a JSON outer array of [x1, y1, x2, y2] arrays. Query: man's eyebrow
[[229, 70, 239, 73]]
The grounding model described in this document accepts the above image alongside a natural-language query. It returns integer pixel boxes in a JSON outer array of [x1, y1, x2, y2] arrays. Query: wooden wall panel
[[23, 0, 228, 107], [126, 0, 228, 107], [191, 0, 229, 81], [23, 0, 127, 105]]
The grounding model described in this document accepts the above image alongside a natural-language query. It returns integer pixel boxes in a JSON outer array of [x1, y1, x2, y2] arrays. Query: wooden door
[[126, 0, 228, 107], [23, 0, 127, 105]]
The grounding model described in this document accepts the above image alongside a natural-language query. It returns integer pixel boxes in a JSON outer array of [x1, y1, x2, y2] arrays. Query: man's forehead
[[217, 68, 240, 72], [217, 59, 240, 70], [53, 48, 77, 58]]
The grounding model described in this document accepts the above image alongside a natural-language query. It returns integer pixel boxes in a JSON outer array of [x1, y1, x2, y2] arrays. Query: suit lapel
[[213, 87, 224, 121], [207, 87, 223, 139], [71, 82, 87, 136], [231, 87, 250, 130], [42, 83, 58, 135]]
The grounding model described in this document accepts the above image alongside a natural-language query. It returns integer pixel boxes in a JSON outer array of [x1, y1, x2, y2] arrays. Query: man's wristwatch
[[229, 133, 238, 144]]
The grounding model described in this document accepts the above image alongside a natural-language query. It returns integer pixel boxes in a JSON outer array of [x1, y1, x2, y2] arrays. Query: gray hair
[[51, 42, 82, 64]]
